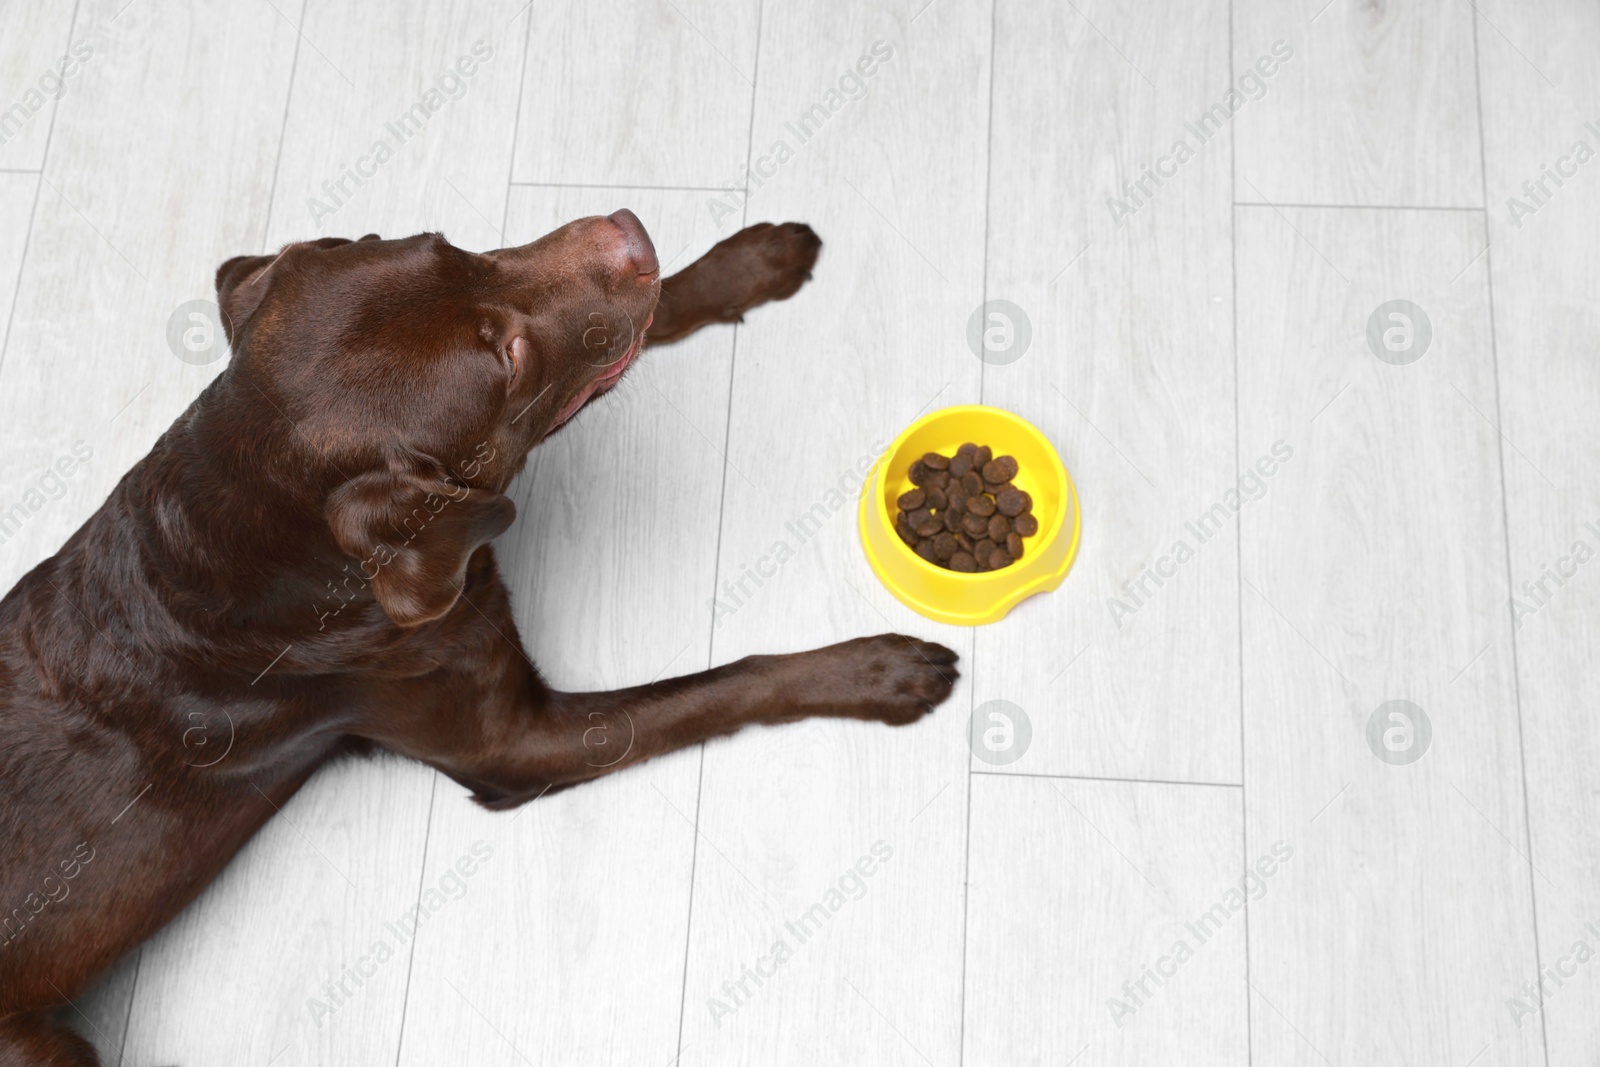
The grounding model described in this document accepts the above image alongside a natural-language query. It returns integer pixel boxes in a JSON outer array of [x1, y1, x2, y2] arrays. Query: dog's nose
[[606, 209, 659, 280]]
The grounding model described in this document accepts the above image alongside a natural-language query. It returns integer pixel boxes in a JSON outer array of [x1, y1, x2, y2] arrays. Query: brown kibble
[[895, 444, 1036, 571]]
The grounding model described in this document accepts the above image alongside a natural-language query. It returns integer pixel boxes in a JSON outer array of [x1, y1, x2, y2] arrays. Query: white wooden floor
[[1, 0, 1595, 1064]]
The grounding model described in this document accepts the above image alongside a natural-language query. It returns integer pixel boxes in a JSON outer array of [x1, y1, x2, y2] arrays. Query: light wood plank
[[66, 951, 138, 1067], [0, 135, 137, 1067], [1237, 204, 1542, 1065], [0, 2, 80, 170], [0, 171, 36, 370], [115, 2, 530, 1063], [513, 0, 760, 188], [679, 5, 987, 1065], [979, 0, 1238, 784], [123, 759, 437, 1065], [1476, 1, 1600, 1060], [1234, 0, 1481, 207], [273, 0, 529, 249], [45, 0, 438, 1060], [964, 775, 1247, 1066], [0, 0, 298, 596], [395, 185, 725, 1067]]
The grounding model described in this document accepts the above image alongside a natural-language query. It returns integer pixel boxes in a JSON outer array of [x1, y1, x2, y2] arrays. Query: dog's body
[[0, 215, 958, 1065]]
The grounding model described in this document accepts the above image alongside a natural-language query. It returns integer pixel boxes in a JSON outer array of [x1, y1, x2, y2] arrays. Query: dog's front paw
[[818, 633, 959, 726], [702, 222, 822, 322]]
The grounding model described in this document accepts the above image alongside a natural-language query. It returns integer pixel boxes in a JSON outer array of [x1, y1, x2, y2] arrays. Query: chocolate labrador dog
[[0, 213, 959, 1064]]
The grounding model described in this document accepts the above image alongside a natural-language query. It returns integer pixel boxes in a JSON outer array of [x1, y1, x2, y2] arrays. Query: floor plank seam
[[673, 2, 767, 1061], [508, 181, 733, 194], [958, 2, 1002, 1060], [1228, 2, 1255, 1060], [497, 4, 536, 242], [0, 0, 81, 386], [1233, 200, 1486, 213], [969, 768, 1244, 790], [256, 0, 307, 253], [1468, 9, 1550, 1066], [390, 772, 440, 1067]]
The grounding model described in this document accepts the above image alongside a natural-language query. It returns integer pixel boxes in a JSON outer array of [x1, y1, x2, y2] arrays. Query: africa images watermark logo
[[1508, 518, 1600, 628], [0, 442, 95, 549], [1504, 119, 1600, 230], [1106, 41, 1294, 226], [1108, 441, 1294, 627], [968, 700, 1031, 766], [966, 300, 1031, 367], [705, 840, 893, 1027], [1, 842, 96, 949], [705, 40, 895, 227], [312, 440, 501, 632], [166, 299, 233, 366], [1366, 299, 1432, 366], [707, 438, 890, 626], [305, 840, 493, 1028], [1107, 840, 1293, 1028], [306, 41, 495, 226], [0, 39, 94, 150], [1506, 916, 1600, 1029], [1365, 700, 1431, 766]]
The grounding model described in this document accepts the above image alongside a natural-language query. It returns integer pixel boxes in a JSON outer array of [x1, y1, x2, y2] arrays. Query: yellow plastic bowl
[[858, 405, 1079, 626]]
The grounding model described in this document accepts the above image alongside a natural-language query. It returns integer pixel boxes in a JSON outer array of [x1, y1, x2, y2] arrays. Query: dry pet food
[[896, 444, 1038, 572]]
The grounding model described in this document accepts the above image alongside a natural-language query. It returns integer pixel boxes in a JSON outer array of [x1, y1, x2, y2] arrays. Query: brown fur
[[0, 213, 958, 1064]]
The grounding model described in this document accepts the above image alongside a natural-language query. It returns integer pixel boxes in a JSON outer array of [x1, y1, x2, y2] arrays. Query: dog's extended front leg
[[646, 222, 822, 345], [381, 633, 957, 810]]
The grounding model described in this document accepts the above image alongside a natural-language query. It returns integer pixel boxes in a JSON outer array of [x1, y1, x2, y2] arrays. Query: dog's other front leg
[[392, 634, 957, 810], [645, 222, 822, 345]]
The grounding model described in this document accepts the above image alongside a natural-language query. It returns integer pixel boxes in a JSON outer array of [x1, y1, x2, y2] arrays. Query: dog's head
[[210, 212, 660, 627]]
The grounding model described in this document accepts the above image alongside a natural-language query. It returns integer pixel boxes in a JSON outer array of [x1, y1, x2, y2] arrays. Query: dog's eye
[[504, 336, 530, 392]]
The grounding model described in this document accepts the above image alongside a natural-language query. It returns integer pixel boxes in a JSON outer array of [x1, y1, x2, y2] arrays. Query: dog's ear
[[214, 252, 277, 344], [325, 468, 517, 628], [215, 237, 376, 344]]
